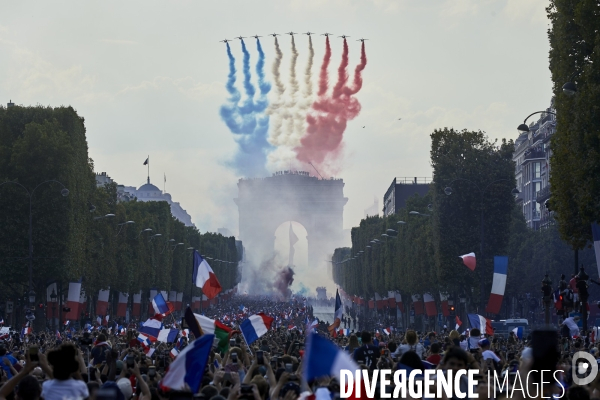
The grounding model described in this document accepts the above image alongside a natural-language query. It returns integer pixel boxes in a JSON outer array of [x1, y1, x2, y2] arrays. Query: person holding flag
[[328, 289, 343, 337]]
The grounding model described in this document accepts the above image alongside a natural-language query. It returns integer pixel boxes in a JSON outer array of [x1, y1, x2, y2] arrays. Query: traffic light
[[38, 303, 44, 309]]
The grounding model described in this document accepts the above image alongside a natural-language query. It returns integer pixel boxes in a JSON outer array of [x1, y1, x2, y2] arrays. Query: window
[[534, 162, 541, 179], [534, 182, 541, 198]]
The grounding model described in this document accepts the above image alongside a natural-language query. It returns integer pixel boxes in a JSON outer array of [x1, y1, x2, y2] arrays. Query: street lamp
[[116, 220, 135, 236], [28, 290, 36, 305], [517, 111, 557, 133], [50, 288, 57, 330], [137, 228, 153, 238], [409, 211, 430, 217], [445, 178, 520, 312], [562, 72, 579, 96], [94, 213, 115, 221], [0, 179, 69, 323]]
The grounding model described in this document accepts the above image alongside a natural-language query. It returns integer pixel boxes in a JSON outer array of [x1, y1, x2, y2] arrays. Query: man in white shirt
[[563, 316, 580, 337]]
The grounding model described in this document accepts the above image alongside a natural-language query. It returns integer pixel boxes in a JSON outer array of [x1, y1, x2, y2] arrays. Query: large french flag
[[132, 292, 142, 317], [467, 313, 494, 335], [303, 333, 359, 383], [96, 289, 110, 316], [139, 316, 163, 338], [193, 251, 222, 299], [592, 223, 600, 277], [486, 256, 508, 314], [65, 282, 82, 320], [423, 293, 437, 317], [240, 313, 274, 345], [117, 293, 128, 317], [460, 252, 476, 271], [152, 293, 173, 316], [440, 292, 449, 317], [412, 295, 423, 315], [157, 328, 179, 343], [160, 334, 214, 393]]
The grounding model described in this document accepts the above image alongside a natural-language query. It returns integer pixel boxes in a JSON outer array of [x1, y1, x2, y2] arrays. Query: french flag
[[240, 313, 274, 345], [303, 333, 359, 385], [160, 334, 213, 393], [460, 252, 476, 271], [412, 295, 423, 315], [193, 251, 222, 299], [117, 293, 128, 317], [383, 327, 391, 335], [395, 292, 403, 310], [137, 333, 152, 347], [486, 256, 508, 314], [132, 291, 142, 317], [592, 223, 600, 277], [512, 326, 523, 340], [338, 328, 350, 336], [152, 293, 173, 316], [440, 293, 449, 317], [144, 347, 155, 357], [96, 289, 110, 316], [139, 317, 163, 338], [65, 281, 82, 320], [157, 328, 179, 343], [169, 348, 180, 359], [467, 313, 494, 335], [423, 293, 437, 317]]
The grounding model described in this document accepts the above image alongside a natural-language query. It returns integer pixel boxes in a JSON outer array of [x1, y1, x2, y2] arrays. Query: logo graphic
[[572, 351, 598, 385]]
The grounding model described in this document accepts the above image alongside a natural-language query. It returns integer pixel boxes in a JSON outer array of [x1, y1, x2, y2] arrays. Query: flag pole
[[238, 323, 253, 357]]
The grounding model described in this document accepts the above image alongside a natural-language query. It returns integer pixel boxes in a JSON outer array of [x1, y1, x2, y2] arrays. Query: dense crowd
[[0, 296, 597, 400]]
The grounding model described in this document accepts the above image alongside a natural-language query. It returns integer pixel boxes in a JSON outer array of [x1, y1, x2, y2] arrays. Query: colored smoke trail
[[240, 39, 256, 98], [332, 38, 349, 99], [317, 37, 332, 96], [219, 40, 272, 177], [255, 38, 271, 97], [272, 37, 285, 96], [304, 35, 314, 98], [295, 39, 367, 173], [289, 36, 300, 96]]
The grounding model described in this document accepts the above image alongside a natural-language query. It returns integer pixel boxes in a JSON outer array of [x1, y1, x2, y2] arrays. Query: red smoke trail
[[317, 37, 331, 96], [332, 38, 349, 99], [295, 40, 367, 170]]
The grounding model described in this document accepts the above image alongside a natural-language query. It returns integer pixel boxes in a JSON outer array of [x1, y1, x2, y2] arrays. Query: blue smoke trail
[[219, 40, 272, 177]]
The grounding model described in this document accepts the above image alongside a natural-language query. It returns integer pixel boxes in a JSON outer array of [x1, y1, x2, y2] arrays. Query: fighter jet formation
[[219, 33, 368, 43]]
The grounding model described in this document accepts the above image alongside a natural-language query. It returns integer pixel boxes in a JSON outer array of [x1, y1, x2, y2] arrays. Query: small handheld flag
[[460, 252, 476, 271]]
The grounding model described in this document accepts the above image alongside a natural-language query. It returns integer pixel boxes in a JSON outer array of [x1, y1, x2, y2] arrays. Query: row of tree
[[0, 106, 239, 317], [332, 128, 597, 316], [547, 0, 600, 249]]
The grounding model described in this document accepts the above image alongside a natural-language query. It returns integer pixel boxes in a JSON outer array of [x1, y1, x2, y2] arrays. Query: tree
[[547, 0, 600, 248], [430, 128, 515, 309]]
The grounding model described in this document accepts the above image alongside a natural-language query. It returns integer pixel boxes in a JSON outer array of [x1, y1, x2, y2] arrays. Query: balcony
[[524, 148, 546, 161], [536, 186, 551, 203]]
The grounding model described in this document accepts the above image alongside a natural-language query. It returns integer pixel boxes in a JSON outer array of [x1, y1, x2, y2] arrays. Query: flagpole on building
[[147, 155, 150, 184]]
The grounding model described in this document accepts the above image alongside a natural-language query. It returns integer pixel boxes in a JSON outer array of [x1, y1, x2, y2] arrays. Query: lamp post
[[0, 180, 69, 323], [444, 179, 519, 313], [50, 288, 57, 330], [517, 111, 557, 134], [576, 266, 589, 333], [541, 273, 553, 326]]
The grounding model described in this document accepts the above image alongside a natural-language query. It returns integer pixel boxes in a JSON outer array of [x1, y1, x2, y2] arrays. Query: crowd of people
[[0, 295, 597, 400]]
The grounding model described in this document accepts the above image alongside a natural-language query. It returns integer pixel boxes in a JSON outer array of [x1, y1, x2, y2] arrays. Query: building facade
[[95, 173, 194, 227], [383, 177, 431, 216], [513, 99, 556, 229]]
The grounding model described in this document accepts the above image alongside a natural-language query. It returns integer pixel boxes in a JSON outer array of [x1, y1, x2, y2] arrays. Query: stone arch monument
[[235, 171, 347, 268]]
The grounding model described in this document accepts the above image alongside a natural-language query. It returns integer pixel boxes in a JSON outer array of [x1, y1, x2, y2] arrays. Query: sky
[[0, 0, 553, 238]]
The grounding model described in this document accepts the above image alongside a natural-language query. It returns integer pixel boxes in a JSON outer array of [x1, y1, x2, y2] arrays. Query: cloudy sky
[[1, 0, 552, 236]]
